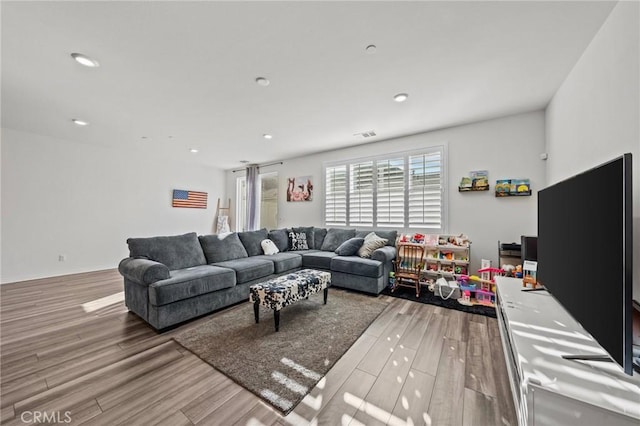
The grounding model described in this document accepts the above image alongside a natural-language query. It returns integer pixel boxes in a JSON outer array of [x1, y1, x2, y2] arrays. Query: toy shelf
[[430, 258, 469, 265], [395, 233, 471, 281], [427, 244, 469, 251]]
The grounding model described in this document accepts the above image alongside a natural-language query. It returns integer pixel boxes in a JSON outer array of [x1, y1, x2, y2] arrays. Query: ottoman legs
[[255, 301, 280, 332], [324, 287, 328, 304]]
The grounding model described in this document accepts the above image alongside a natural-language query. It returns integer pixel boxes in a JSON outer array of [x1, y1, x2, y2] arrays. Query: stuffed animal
[[502, 264, 515, 277]]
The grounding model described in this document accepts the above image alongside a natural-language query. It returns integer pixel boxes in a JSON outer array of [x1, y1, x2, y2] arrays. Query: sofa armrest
[[371, 246, 396, 263], [118, 257, 170, 286]]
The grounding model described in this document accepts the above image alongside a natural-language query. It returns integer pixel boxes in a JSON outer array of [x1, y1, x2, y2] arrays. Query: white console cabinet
[[495, 277, 640, 426]]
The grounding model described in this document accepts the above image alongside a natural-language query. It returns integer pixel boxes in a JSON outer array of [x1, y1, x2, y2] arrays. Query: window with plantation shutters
[[325, 165, 347, 226], [376, 158, 405, 228], [408, 150, 443, 230], [349, 161, 374, 226], [324, 145, 446, 232]]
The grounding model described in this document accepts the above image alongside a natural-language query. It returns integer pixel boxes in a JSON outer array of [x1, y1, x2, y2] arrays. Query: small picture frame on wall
[[287, 176, 313, 202]]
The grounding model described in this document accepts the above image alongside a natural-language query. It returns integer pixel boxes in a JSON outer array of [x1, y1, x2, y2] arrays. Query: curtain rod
[[231, 161, 283, 173]]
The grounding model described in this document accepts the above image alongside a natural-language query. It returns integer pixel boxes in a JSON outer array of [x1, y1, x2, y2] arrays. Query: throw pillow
[[268, 228, 289, 252], [261, 239, 280, 255], [358, 232, 389, 258], [288, 230, 310, 251], [292, 227, 315, 249], [320, 228, 356, 252], [335, 237, 365, 256]]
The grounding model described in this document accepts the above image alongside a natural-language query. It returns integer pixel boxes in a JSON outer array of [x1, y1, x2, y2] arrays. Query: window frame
[[235, 171, 279, 232], [322, 145, 448, 233]]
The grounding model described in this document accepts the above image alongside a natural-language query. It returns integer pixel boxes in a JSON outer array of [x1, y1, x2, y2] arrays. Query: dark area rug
[[381, 285, 497, 318], [173, 289, 389, 415]]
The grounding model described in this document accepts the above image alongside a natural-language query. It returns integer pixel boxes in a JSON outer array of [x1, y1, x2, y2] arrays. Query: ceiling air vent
[[354, 130, 377, 138]]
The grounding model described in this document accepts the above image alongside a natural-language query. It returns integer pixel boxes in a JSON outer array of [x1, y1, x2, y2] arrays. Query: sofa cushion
[[292, 227, 315, 249], [199, 233, 248, 263], [335, 237, 365, 256], [253, 252, 303, 274], [127, 232, 206, 270], [356, 230, 398, 247], [321, 228, 356, 252], [313, 227, 327, 250], [268, 228, 289, 252], [148, 265, 236, 306], [301, 251, 338, 270], [238, 228, 269, 257], [357, 232, 388, 258], [331, 256, 383, 278], [213, 257, 275, 283]]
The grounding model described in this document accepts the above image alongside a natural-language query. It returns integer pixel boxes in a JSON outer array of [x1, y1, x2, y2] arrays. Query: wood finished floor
[[0, 269, 516, 426]]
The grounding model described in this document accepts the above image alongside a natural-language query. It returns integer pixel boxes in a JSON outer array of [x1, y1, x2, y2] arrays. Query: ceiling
[[1, 1, 616, 170]]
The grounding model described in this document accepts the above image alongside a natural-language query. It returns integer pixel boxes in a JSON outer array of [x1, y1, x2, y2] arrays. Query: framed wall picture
[[286, 176, 313, 202]]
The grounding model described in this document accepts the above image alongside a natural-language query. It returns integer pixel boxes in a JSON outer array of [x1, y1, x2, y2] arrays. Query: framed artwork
[[286, 176, 313, 202]]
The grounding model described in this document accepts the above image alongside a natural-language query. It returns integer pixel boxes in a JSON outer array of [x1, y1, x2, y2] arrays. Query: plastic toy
[[514, 264, 523, 278], [459, 290, 472, 306]]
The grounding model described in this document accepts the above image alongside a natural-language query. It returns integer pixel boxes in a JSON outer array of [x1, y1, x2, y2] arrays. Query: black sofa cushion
[[292, 226, 315, 249], [127, 232, 206, 270], [199, 233, 248, 263]]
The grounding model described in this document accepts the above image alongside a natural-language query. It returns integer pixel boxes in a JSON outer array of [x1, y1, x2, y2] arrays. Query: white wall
[[1, 128, 226, 284], [227, 111, 547, 273], [546, 1, 639, 301]]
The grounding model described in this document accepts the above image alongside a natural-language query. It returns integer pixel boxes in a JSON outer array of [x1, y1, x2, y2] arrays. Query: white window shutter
[[325, 165, 347, 226], [349, 161, 374, 227], [376, 158, 405, 228]]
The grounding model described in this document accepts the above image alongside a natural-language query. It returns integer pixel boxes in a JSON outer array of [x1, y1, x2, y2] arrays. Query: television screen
[[538, 153, 633, 375]]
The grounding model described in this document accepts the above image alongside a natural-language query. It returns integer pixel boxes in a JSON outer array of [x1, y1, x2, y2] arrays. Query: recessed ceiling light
[[393, 93, 409, 102], [70, 53, 100, 68], [263, 134, 273, 140], [190, 148, 199, 153], [72, 119, 89, 126], [255, 77, 270, 86], [365, 44, 377, 54]]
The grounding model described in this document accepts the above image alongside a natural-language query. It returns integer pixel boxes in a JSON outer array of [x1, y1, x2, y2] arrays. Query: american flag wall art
[[172, 189, 208, 209]]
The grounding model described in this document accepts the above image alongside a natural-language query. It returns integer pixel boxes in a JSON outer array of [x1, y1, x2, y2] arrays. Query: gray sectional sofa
[[119, 227, 397, 330]]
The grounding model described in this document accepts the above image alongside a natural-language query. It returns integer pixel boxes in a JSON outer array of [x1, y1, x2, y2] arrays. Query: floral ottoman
[[249, 269, 332, 331]]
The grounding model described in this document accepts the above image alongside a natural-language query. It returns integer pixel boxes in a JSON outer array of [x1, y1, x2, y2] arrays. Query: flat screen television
[[538, 153, 633, 375]]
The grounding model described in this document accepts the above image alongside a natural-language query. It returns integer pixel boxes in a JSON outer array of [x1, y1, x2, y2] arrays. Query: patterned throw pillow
[[288, 230, 310, 251], [358, 232, 388, 258]]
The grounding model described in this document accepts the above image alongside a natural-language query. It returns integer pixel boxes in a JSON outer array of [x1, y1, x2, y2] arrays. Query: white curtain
[[245, 165, 259, 231]]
